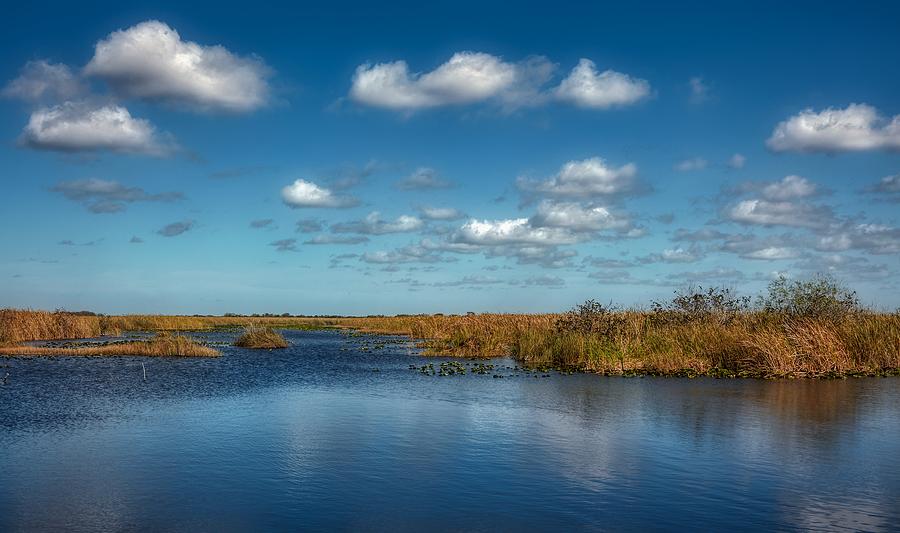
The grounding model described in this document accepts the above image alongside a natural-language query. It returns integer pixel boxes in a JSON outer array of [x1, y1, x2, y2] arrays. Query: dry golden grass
[[234, 326, 289, 349], [0, 333, 218, 357], [2, 308, 898, 376]]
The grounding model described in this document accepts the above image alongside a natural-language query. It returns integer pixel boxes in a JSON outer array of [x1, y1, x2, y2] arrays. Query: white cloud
[[743, 246, 799, 260], [304, 235, 369, 245], [350, 51, 517, 110], [418, 206, 465, 220], [727, 153, 746, 169], [361, 245, 450, 264], [21, 102, 169, 155], [85, 20, 271, 112], [767, 103, 900, 153], [674, 157, 707, 172], [2, 60, 84, 102], [554, 59, 650, 109], [529, 200, 630, 232], [331, 212, 423, 234], [395, 167, 452, 190], [281, 179, 358, 208], [761, 175, 817, 200], [451, 218, 579, 247], [518, 157, 638, 198], [727, 199, 829, 228], [816, 223, 900, 255]]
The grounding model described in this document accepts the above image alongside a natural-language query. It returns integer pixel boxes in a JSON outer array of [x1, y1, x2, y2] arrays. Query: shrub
[[758, 275, 859, 321], [554, 300, 627, 339], [651, 285, 750, 325]]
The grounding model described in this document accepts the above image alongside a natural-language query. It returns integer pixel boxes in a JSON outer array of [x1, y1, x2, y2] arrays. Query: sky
[[1, 0, 899, 315]]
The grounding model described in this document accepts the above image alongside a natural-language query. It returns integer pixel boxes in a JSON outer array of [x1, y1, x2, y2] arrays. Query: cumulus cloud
[[130, 236, 144, 244], [815, 223, 900, 255], [667, 268, 745, 282], [761, 175, 818, 200], [395, 167, 453, 190], [51, 178, 182, 213], [451, 218, 579, 246], [2, 60, 85, 102], [674, 157, 707, 172], [21, 102, 171, 155], [418, 206, 465, 221], [518, 157, 639, 198], [639, 247, 704, 264], [767, 104, 900, 153], [157, 220, 193, 237], [85, 20, 271, 112], [529, 200, 631, 232], [331, 212, 423, 235], [281, 179, 358, 208], [718, 234, 801, 261], [727, 199, 830, 228], [554, 59, 650, 109], [350, 51, 517, 110]]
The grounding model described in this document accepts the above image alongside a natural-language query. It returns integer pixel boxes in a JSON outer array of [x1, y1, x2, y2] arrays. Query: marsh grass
[[234, 326, 289, 349], [0, 333, 219, 357], [2, 276, 898, 375]]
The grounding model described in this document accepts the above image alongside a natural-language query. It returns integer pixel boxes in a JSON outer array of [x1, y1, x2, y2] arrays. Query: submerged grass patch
[[0, 333, 219, 357], [233, 326, 289, 349]]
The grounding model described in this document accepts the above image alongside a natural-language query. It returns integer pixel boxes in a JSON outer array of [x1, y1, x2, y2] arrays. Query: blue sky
[[2, 0, 899, 314]]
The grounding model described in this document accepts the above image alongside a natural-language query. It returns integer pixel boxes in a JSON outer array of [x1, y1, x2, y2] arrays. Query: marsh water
[[1, 329, 899, 531]]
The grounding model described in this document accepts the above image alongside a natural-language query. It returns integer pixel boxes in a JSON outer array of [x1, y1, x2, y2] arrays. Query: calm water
[[1, 329, 899, 532]]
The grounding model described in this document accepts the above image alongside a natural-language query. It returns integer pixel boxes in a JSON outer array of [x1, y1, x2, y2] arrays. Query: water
[[1, 329, 899, 532]]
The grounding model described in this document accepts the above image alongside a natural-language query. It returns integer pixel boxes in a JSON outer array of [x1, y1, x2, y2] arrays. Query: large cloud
[[350, 52, 517, 110], [727, 199, 830, 228], [21, 102, 170, 155], [451, 218, 579, 246], [517, 157, 639, 198], [85, 20, 271, 112], [51, 178, 182, 213], [767, 104, 900, 153], [554, 59, 650, 109], [281, 179, 358, 208], [2, 60, 85, 102]]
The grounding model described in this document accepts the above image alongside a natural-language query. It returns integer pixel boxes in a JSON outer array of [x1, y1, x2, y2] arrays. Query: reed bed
[[234, 326, 290, 349], [1, 276, 898, 375], [0, 333, 219, 357]]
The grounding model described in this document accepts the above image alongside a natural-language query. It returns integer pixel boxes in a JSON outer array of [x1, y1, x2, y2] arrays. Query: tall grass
[[0, 333, 218, 357], [234, 326, 289, 349], [2, 276, 898, 375]]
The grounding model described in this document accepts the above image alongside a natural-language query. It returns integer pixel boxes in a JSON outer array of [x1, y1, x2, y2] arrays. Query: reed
[[234, 326, 289, 349], [0, 333, 219, 357]]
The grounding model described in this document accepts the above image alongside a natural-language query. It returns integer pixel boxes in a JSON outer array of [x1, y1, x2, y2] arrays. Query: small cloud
[[269, 238, 297, 252], [157, 220, 193, 237], [303, 235, 370, 245], [674, 157, 707, 172], [281, 179, 358, 208], [331, 212, 423, 235], [130, 236, 144, 243], [727, 153, 746, 169], [295, 218, 324, 233], [418, 206, 466, 221], [554, 59, 650, 109], [2, 60, 85, 103], [518, 157, 639, 198], [395, 167, 453, 190], [250, 218, 274, 229], [51, 178, 182, 213], [688, 76, 709, 104], [58, 240, 75, 246]]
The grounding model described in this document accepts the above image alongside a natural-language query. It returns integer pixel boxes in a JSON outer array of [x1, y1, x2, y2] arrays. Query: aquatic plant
[[0, 333, 219, 357], [233, 326, 289, 349]]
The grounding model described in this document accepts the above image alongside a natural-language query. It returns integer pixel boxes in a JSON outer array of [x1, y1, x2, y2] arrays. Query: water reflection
[[1, 330, 898, 531]]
